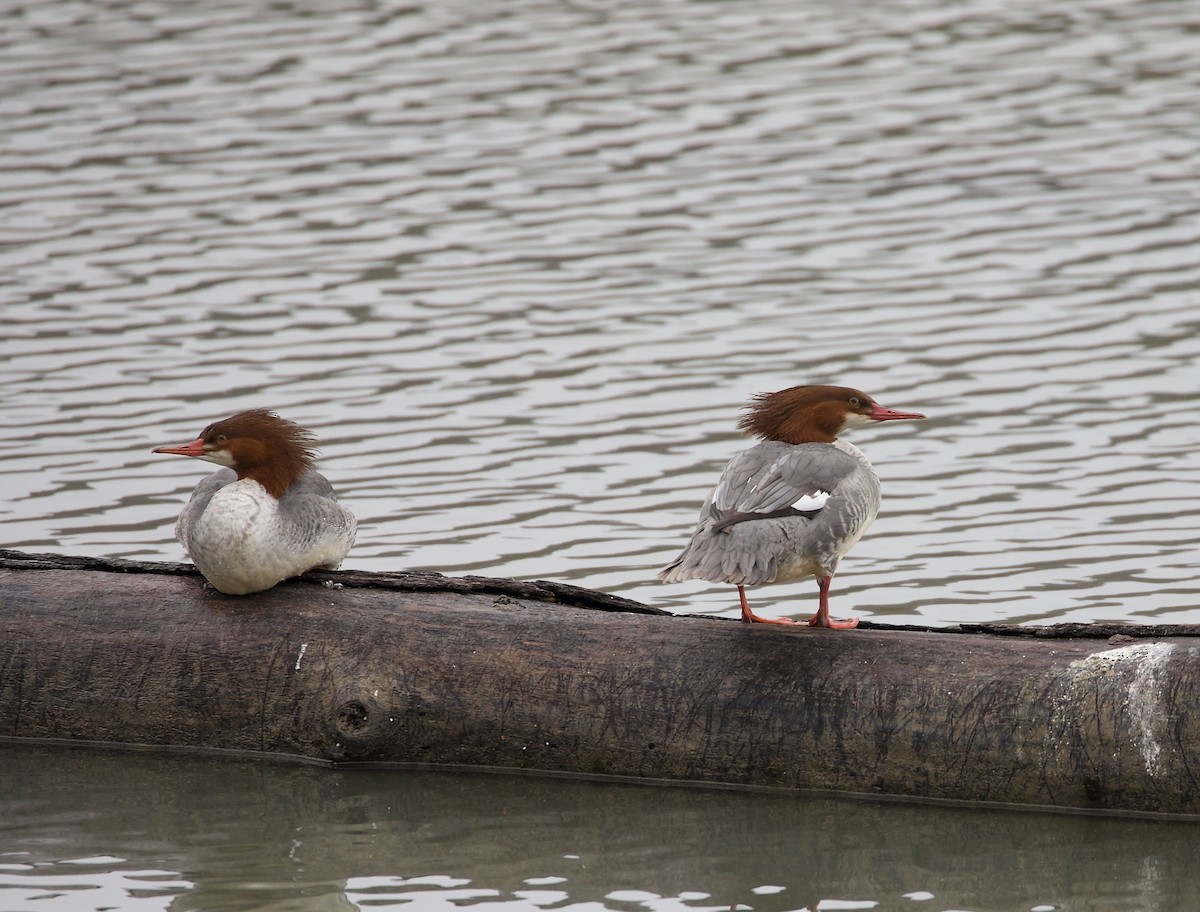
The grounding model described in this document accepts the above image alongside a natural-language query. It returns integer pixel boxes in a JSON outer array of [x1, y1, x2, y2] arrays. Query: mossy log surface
[[3, 549, 1199, 817]]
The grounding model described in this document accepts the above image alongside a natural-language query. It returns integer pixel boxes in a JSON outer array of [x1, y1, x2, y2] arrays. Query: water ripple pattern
[[3, 0, 1200, 625]]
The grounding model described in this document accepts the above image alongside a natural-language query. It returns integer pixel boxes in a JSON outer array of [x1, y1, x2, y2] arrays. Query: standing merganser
[[658, 385, 925, 628], [152, 409, 357, 595]]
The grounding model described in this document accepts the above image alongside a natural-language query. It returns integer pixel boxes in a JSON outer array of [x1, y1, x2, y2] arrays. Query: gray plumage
[[658, 439, 881, 588], [176, 468, 357, 596]]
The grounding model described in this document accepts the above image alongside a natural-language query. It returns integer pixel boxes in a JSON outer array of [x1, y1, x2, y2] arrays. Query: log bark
[[2, 549, 1199, 817]]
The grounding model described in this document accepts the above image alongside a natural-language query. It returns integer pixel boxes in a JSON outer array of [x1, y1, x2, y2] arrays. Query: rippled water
[[5, 0, 1200, 628], [4, 0, 1200, 907]]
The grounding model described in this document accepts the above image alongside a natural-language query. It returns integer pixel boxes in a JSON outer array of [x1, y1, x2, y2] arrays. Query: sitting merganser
[[152, 409, 357, 595], [658, 385, 925, 628]]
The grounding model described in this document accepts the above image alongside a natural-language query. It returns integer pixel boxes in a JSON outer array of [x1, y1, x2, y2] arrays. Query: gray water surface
[[4, 0, 1200, 908], [2, 745, 1198, 912], [5, 0, 1200, 628]]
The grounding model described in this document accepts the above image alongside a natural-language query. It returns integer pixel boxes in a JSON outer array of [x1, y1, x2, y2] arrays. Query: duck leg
[[737, 585, 797, 625], [806, 576, 859, 629]]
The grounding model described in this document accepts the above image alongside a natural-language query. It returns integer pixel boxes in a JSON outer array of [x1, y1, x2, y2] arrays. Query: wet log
[[2, 549, 1199, 817]]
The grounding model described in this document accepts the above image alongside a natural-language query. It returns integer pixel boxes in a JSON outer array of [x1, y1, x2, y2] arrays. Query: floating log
[[2, 549, 1199, 817]]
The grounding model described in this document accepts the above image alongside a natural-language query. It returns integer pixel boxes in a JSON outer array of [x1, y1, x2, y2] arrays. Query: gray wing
[[708, 441, 860, 521], [278, 471, 358, 568], [658, 441, 864, 586], [281, 471, 337, 500], [174, 468, 237, 555]]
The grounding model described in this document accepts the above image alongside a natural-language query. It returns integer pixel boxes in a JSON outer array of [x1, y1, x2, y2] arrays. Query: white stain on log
[[295, 642, 308, 671], [1075, 643, 1175, 776]]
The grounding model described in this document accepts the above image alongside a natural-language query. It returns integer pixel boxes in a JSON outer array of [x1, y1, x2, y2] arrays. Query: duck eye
[[848, 397, 861, 407], [216, 434, 227, 445]]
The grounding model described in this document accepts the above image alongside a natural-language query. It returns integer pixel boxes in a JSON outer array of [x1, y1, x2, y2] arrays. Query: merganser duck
[[152, 409, 357, 595], [658, 385, 925, 628]]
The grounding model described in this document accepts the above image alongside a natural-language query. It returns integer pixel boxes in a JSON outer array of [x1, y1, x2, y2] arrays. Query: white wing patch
[[711, 481, 725, 504], [792, 490, 831, 511]]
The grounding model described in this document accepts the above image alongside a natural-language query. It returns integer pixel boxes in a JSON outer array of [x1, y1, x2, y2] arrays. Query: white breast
[[179, 477, 355, 595]]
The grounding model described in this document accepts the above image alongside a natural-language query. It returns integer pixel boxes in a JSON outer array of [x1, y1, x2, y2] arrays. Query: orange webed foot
[[806, 576, 859, 629], [738, 585, 797, 625], [806, 611, 860, 629]]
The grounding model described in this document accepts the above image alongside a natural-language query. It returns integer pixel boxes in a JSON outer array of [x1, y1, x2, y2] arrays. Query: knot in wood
[[336, 699, 370, 732]]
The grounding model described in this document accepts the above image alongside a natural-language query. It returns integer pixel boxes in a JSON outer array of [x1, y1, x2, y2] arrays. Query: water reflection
[[1, 745, 1197, 912]]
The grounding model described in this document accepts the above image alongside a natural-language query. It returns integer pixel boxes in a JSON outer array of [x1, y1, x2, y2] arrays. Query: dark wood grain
[[2, 550, 1198, 816]]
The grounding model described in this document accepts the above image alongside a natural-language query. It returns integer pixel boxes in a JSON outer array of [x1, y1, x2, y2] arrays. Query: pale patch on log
[[1066, 642, 1177, 778]]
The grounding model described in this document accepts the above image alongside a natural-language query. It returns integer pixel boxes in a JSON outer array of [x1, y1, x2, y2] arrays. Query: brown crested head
[[737, 385, 924, 444], [153, 409, 318, 499]]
